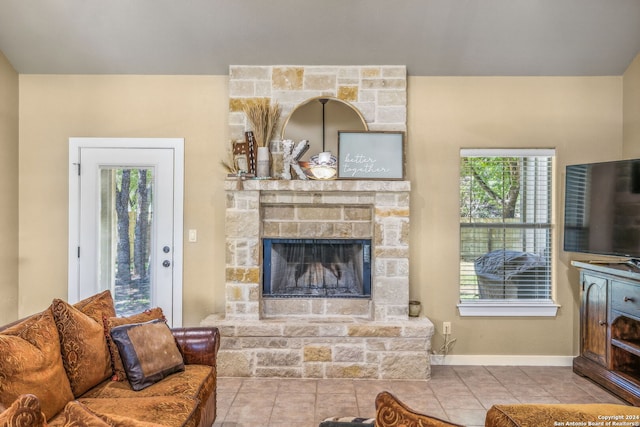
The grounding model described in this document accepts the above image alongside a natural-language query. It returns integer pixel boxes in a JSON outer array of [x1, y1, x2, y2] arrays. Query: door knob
[[162, 260, 171, 268]]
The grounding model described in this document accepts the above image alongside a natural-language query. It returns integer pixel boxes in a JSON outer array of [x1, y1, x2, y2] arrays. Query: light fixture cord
[[319, 98, 329, 152]]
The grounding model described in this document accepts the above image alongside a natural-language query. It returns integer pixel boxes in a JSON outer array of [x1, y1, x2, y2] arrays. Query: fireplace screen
[[263, 239, 371, 298]]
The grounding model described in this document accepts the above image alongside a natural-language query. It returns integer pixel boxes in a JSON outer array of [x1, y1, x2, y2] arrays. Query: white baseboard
[[430, 354, 575, 366]]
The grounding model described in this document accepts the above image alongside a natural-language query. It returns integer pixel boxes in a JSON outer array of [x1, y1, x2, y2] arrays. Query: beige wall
[[16, 73, 624, 357], [0, 51, 19, 325], [623, 54, 640, 157], [407, 76, 622, 357], [18, 75, 229, 324]]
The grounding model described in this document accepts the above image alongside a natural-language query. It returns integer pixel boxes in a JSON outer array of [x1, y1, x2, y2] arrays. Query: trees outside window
[[459, 150, 553, 303], [112, 168, 153, 315]]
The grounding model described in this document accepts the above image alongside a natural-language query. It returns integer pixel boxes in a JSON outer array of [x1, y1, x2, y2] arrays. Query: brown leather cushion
[[52, 290, 116, 397], [109, 319, 185, 391], [0, 394, 46, 427], [0, 307, 74, 420], [103, 308, 165, 381]]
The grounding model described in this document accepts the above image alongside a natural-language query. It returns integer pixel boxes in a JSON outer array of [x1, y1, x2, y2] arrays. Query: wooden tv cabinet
[[572, 261, 640, 406]]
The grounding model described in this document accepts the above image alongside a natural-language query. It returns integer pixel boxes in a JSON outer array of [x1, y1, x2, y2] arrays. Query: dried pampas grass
[[221, 143, 237, 173], [243, 99, 281, 147]]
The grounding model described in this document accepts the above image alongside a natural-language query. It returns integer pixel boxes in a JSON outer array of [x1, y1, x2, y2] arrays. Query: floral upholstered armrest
[[0, 394, 46, 427], [485, 403, 640, 427], [375, 391, 464, 427], [171, 327, 220, 366]]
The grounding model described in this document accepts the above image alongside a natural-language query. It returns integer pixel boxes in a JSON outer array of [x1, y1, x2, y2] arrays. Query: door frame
[[68, 137, 184, 326]]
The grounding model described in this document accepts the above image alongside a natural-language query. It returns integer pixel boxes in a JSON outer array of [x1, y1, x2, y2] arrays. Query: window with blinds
[[459, 149, 554, 304]]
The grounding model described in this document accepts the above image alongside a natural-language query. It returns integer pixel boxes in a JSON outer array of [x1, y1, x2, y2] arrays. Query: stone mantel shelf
[[224, 178, 410, 192]]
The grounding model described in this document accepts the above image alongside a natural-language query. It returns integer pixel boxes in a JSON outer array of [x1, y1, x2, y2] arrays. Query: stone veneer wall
[[228, 65, 407, 143], [203, 65, 433, 379]]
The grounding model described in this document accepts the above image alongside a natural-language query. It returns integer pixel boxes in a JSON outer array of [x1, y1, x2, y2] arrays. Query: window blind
[[459, 149, 554, 302]]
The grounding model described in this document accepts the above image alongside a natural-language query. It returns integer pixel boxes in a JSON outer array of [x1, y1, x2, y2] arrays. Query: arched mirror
[[281, 96, 368, 161]]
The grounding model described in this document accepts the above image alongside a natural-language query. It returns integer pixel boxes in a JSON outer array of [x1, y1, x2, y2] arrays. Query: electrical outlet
[[443, 321, 452, 335]]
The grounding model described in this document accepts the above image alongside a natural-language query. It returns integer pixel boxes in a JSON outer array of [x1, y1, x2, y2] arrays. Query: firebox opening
[[263, 238, 372, 298]]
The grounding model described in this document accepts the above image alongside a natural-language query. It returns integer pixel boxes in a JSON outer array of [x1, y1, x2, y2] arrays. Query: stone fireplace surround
[[224, 179, 412, 321], [200, 65, 434, 379], [201, 179, 434, 379]]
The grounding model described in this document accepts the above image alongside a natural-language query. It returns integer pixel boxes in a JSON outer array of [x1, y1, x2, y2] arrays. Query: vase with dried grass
[[243, 99, 281, 178], [243, 99, 281, 149]]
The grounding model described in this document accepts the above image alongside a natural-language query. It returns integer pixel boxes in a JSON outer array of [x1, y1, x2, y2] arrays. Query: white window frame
[[457, 148, 559, 317]]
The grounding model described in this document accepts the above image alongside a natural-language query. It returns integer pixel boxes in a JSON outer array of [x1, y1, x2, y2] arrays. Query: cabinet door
[[581, 273, 608, 366]]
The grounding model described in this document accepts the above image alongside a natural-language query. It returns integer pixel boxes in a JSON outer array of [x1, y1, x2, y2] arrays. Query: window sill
[[457, 301, 559, 317]]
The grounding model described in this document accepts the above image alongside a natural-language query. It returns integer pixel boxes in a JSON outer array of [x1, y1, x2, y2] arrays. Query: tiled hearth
[[200, 179, 434, 379]]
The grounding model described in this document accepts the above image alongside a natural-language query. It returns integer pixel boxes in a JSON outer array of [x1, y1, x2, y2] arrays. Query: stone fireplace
[[223, 179, 413, 321], [200, 65, 434, 379]]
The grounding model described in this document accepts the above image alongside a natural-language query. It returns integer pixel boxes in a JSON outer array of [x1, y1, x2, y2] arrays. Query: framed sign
[[337, 131, 405, 180]]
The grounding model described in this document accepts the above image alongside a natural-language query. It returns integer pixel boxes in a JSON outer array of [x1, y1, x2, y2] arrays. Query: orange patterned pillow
[[0, 394, 46, 427], [73, 290, 116, 318], [52, 291, 116, 397], [0, 307, 74, 420], [103, 308, 165, 381]]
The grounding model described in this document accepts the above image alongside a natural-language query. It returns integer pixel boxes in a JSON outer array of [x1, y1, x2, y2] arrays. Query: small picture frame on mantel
[[337, 131, 405, 180]]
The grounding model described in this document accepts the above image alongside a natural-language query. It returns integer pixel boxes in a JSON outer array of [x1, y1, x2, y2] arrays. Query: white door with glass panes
[[68, 138, 184, 326]]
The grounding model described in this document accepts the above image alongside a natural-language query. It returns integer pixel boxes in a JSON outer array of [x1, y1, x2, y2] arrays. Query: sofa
[[0, 290, 220, 427], [485, 403, 640, 427], [321, 391, 640, 427]]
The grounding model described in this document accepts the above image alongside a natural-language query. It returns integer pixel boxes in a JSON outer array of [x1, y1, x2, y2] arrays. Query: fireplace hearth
[[263, 238, 372, 298]]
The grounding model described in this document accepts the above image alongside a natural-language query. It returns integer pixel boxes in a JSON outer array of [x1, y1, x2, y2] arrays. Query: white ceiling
[[1, 0, 639, 76]]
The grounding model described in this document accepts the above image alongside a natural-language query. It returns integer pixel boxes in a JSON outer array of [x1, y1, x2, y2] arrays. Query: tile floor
[[213, 365, 628, 427]]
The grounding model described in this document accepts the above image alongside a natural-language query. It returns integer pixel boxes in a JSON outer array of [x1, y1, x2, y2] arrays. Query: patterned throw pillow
[[109, 319, 185, 391], [0, 307, 74, 420], [52, 290, 116, 397], [103, 308, 165, 381], [0, 394, 46, 427]]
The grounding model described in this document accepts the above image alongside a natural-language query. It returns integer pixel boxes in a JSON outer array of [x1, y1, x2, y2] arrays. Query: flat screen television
[[564, 158, 640, 261]]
